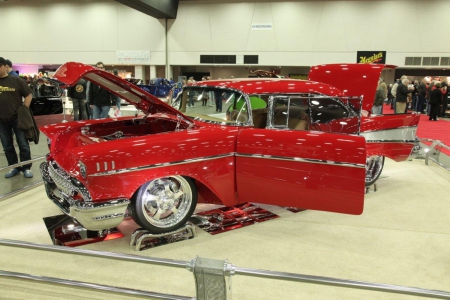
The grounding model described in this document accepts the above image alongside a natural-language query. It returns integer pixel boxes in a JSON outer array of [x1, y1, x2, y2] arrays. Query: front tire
[[131, 176, 197, 234], [365, 156, 385, 186]]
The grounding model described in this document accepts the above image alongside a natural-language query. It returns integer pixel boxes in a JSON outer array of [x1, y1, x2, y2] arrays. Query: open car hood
[[52, 62, 182, 117], [308, 63, 396, 112]]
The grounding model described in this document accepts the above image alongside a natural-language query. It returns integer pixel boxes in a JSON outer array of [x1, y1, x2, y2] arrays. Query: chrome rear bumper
[[40, 162, 130, 231]]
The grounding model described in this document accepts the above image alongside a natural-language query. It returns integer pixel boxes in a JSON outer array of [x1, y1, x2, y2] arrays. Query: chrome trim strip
[[0, 270, 191, 300], [236, 153, 365, 168], [90, 153, 236, 177], [91, 151, 365, 177], [362, 125, 418, 133], [366, 140, 416, 143], [361, 127, 417, 142]]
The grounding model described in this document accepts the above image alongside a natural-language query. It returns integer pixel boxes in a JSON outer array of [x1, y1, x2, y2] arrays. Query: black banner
[[357, 51, 386, 64]]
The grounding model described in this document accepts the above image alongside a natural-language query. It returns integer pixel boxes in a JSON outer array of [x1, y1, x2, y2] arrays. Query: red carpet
[[382, 103, 450, 156]]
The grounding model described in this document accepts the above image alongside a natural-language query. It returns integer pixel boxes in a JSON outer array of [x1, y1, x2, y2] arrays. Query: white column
[[167, 65, 173, 81], [134, 65, 146, 84], [150, 65, 157, 79]]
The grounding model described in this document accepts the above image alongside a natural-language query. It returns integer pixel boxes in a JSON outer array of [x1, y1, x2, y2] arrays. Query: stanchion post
[[187, 256, 235, 300]]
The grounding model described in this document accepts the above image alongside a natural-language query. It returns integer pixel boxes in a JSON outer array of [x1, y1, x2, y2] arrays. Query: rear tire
[[365, 156, 385, 186], [130, 176, 197, 234]]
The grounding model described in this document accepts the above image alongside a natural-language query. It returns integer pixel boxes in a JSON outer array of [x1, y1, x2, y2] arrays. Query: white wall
[[0, 0, 166, 66], [2, 0, 450, 69], [168, 0, 450, 67]]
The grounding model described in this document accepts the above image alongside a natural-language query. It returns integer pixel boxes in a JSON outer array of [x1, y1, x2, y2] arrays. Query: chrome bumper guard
[[40, 162, 130, 231]]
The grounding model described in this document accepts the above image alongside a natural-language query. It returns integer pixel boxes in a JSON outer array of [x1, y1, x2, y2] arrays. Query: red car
[[40, 62, 419, 234]]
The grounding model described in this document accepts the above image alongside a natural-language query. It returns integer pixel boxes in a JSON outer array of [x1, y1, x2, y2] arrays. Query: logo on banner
[[357, 51, 386, 64]]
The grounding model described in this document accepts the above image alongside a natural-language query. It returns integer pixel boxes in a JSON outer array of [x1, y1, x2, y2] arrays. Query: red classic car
[[40, 62, 419, 234]]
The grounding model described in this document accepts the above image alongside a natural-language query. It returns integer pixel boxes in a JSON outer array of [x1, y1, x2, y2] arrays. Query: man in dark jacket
[[67, 78, 88, 120], [88, 62, 116, 119], [395, 78, 410, 114], [0, 57, 34, 178], [416, 78, 427, 113]]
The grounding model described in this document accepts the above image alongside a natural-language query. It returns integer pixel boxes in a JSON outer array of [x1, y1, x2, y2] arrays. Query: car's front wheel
[[365, 155, 385, 186], [130, 176, 197, 234]]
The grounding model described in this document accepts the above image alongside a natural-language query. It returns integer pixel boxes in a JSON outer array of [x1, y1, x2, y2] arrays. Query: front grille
[[48, 161, 75, 196]]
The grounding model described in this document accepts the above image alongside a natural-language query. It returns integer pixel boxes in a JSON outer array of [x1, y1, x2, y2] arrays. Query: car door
[[235, 95, 367, 215]]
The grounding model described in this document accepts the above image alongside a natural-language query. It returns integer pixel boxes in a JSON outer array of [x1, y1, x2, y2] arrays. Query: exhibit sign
[[357, 51, 386, 64], [116, 50, 150, 64], [251, 23, 273, 30]]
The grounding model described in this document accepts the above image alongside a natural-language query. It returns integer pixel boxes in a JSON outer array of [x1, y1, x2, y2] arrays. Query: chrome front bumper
[[40, 162, 130, 231]]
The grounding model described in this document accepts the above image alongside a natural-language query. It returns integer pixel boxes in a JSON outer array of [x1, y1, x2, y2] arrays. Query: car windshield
[[171, 87, 251, 125]]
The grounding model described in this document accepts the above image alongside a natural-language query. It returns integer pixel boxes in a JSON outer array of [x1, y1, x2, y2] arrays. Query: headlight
[[79, 161, 87, 179]]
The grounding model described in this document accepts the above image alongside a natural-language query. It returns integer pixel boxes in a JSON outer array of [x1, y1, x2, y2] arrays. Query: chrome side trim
[[366, 140, 416, 143], [361, 127, 417, 142], [236, 153, 365, 168], [91, 151, 365, 178], [90, 153, 236, 177]]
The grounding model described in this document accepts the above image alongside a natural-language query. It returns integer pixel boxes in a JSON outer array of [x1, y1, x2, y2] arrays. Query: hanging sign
[[251, 23, 273, 30], [357, 51, 386, 64], [116, 50, 150, 63]]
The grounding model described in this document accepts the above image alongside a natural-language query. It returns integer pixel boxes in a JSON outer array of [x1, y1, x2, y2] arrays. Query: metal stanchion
[[61, 97, 68, 123]]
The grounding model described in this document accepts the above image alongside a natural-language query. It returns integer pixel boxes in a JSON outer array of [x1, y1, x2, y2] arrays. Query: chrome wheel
[[131, 176, 197, 233], [365, 156, 384, 186]]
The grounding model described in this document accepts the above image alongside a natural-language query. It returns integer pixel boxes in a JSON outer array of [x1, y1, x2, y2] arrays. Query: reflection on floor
[[43, 215, 123, 247], [190, 202, 279, 235]]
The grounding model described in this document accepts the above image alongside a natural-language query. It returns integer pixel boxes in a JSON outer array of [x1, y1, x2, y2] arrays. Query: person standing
[[429, 82, 442, 121], [439, 77, 448, 117], [372, 82, 386, 115], [0, 57, 34, 178], [395, 78, 410, 114], [67, 78, 88, 121], [416, 78, 427, 113], [390, 79, 399, 111], [214, 89, 223, 112], [88, 62, 116, 119], [5, 59, 18, 76]]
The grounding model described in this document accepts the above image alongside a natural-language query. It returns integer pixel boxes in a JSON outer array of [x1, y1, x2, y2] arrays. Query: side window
[[271, 96, 310, 130], [309, 98, 350, 123], [172, 87, 250, 125]]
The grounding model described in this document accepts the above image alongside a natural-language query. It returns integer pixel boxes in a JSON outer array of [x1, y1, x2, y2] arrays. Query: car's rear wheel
[[131, 176, 197, 234], [365, 155, 385, 186]]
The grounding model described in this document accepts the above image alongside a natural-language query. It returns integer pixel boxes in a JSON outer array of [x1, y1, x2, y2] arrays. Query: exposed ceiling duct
[[115, 0, 179, 19]]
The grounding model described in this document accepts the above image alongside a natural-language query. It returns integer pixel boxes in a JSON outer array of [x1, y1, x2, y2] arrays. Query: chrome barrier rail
[[0, 155, 46, 173], [0, 270, 191, 300], [419, 139, 450, 172], [0, 156, 45, 201], [1, 238, 449, 299]]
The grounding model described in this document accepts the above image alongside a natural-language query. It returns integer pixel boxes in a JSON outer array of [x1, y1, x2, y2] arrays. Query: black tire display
[[365, 156, 385, 186], [130, 176, 197, 234]]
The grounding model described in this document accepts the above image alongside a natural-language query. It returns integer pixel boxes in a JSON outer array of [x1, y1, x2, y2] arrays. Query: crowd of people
[[374, 76, 449, 120]]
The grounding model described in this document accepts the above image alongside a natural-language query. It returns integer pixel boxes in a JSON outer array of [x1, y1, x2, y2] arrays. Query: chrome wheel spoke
[[170, 207, 179, 215], [172, 190, 184, 200], [152, 209, 164, 220]]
